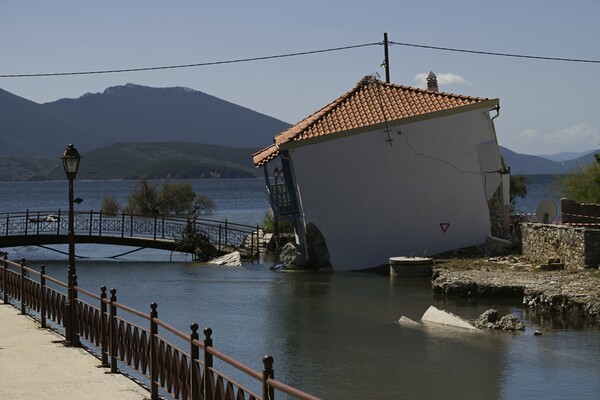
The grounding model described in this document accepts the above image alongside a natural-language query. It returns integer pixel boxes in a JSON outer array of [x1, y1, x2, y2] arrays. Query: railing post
[[2, 255, 7, 304], [56, 209, 61, 235], [25, 210, 29, 236], [40, 264, 47, 328], [130, 214, 134, 237], [161, 215, 165, 239], [19, 258, 26, 315], [36, 212, 40, 235], [121, 212, 125, 238], [153, 215, 158, 241], [89, 209, 93, 236], [100, 286, 109, 367], [150, 302, 159, 400], [263, 355, 275, 400], [109, 288, 118, 373], [190, 323, 200, 400], [203, 328, 213, 400], [218, 224, 222, 251], [99, 211, 103, 236], [224, 220, 228, 248], [72, 274, 80, 347]]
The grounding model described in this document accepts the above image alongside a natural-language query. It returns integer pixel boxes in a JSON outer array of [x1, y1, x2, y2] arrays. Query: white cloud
[[550, 123, 598, 145], [514, 123, 599, 154], [414, 72, 469, 87]]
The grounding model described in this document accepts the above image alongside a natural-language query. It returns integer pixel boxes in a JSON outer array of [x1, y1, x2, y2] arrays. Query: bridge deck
[[0, 211, 261, 259]]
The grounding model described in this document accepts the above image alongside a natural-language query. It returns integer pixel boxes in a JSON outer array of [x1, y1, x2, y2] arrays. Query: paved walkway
[[0, 302, 149, 400]]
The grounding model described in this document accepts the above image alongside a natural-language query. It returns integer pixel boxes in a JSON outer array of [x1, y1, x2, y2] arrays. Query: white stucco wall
[[287, 108, 502, 271]]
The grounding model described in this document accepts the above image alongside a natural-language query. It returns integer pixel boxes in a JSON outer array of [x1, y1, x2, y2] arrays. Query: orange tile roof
[[253, 76, 496, 166]]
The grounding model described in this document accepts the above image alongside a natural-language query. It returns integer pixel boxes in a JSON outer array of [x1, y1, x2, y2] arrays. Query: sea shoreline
[[431, 255, 600, 322]]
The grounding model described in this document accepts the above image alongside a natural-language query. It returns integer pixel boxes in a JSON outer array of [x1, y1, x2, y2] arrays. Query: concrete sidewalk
[[0, 302, 149, 400]]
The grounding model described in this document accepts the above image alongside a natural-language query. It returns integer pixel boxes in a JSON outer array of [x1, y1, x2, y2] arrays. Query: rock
[[473, 309, 525, 331], [485, 235, 513, 255], [207, 251, 242, 267], [536, 258, 565, 271], [497, 314, 525, 331], [277, 225, 332, 271], [279, 242, 308, 269], [305, 223, 332, 270], [473, 309, 499, 329]]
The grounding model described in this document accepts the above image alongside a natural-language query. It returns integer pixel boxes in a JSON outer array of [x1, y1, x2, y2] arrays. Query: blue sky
[[1, 0, 598, 155]]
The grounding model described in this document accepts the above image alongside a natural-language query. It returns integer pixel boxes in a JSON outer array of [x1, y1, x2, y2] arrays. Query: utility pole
[[383, 32, 390, 83]]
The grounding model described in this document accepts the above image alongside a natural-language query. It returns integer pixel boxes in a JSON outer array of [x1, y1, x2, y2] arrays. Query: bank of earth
[[431, 255, 600, 323]]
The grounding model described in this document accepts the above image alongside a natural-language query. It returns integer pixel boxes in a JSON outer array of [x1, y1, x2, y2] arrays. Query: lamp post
[[62, 144, 81, 346], [272, 167, 282, 248]]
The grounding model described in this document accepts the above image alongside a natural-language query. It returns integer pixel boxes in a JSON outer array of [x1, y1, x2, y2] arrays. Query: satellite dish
[[536, 200, 558, 224]]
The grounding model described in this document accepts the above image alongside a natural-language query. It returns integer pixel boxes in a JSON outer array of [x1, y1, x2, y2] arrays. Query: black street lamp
[[272, 167, 282, 248], [61, 144, 81, 346]]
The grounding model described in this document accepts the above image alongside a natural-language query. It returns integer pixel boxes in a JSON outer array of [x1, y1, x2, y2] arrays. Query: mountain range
[[0, 83, 289, 158], [0, 83, 598, 180]]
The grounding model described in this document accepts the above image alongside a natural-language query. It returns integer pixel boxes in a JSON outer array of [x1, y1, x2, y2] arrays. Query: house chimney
[[426, 71, 438, 92]]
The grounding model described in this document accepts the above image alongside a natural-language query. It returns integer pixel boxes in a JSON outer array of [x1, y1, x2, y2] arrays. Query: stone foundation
[[520, 223, 600, 269]]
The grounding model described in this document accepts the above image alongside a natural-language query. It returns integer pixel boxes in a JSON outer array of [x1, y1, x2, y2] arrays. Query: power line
[[1, 39, 597, 79], [389, 41, 600, 64], [0, 42, 380, 78]]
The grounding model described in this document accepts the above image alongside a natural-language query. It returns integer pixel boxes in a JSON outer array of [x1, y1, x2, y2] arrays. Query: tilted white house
[[253, 74, 509, 272]]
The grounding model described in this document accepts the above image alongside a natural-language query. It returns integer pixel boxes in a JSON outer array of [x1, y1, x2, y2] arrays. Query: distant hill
[[538, 150, 597, 162], [500, 146, 599, 175], [0, 156, 56, 181], [26, 142, 261, 181], [0, 84, 290, 158]]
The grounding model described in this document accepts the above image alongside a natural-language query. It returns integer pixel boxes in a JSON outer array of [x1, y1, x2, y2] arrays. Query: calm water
[[511, 174, 562, 216], [1, 177, 599, 399]]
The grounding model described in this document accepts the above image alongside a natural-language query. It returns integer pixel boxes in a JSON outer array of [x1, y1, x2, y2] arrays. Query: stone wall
[[521, 222, 600, 269], [561, 198, 600, 224], [488, 188, 509, 238]]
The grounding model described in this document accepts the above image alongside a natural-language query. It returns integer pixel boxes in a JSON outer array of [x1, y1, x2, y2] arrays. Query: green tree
[[101, 196, 120, 215], [124, 176, 160, 215], [195, 194, 215, 215], [558, 159, 600, 203], [123, 177, 215, 216], [157, 181, 196, 214], [510, 174, 528, 203], [262, 210, 294, 233]]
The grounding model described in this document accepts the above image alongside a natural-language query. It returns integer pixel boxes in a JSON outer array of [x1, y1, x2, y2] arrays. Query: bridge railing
[[0, 210, 261, 257], [0, 256, 319, 400]]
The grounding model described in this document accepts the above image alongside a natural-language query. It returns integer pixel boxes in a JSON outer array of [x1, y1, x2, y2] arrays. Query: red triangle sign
[[440, 223, 450, 233]]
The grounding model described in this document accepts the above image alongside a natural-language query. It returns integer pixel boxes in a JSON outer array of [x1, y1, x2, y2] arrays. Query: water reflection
[[28, 260, 600, 400], [264, 273, 508, 399]]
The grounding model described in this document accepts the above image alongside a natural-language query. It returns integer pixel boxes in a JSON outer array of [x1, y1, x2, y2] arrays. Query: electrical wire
[[1, 38, 596, 79], [389, 41, 600, 64], [0, 42, 380, 78]]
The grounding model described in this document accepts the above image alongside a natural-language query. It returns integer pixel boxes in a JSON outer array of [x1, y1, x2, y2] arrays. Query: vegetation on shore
[[558, 154, 600, 203], [101, 176, 215, 216], [509, 174, 528, 210], [2, 142, 261, 181]]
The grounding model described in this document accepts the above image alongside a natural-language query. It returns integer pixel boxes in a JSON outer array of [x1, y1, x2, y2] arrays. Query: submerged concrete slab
[[208, 251, 243, 266], [421, 305, 479, 331], [389, 257, 432, 277], [398, 316, 423, 329]]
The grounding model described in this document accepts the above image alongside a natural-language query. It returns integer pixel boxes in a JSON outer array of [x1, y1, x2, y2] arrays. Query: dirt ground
[[430, 253, 600, 321]]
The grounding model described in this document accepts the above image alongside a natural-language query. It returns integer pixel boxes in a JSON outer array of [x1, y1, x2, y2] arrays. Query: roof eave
[[276, 98, 500, 152]]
